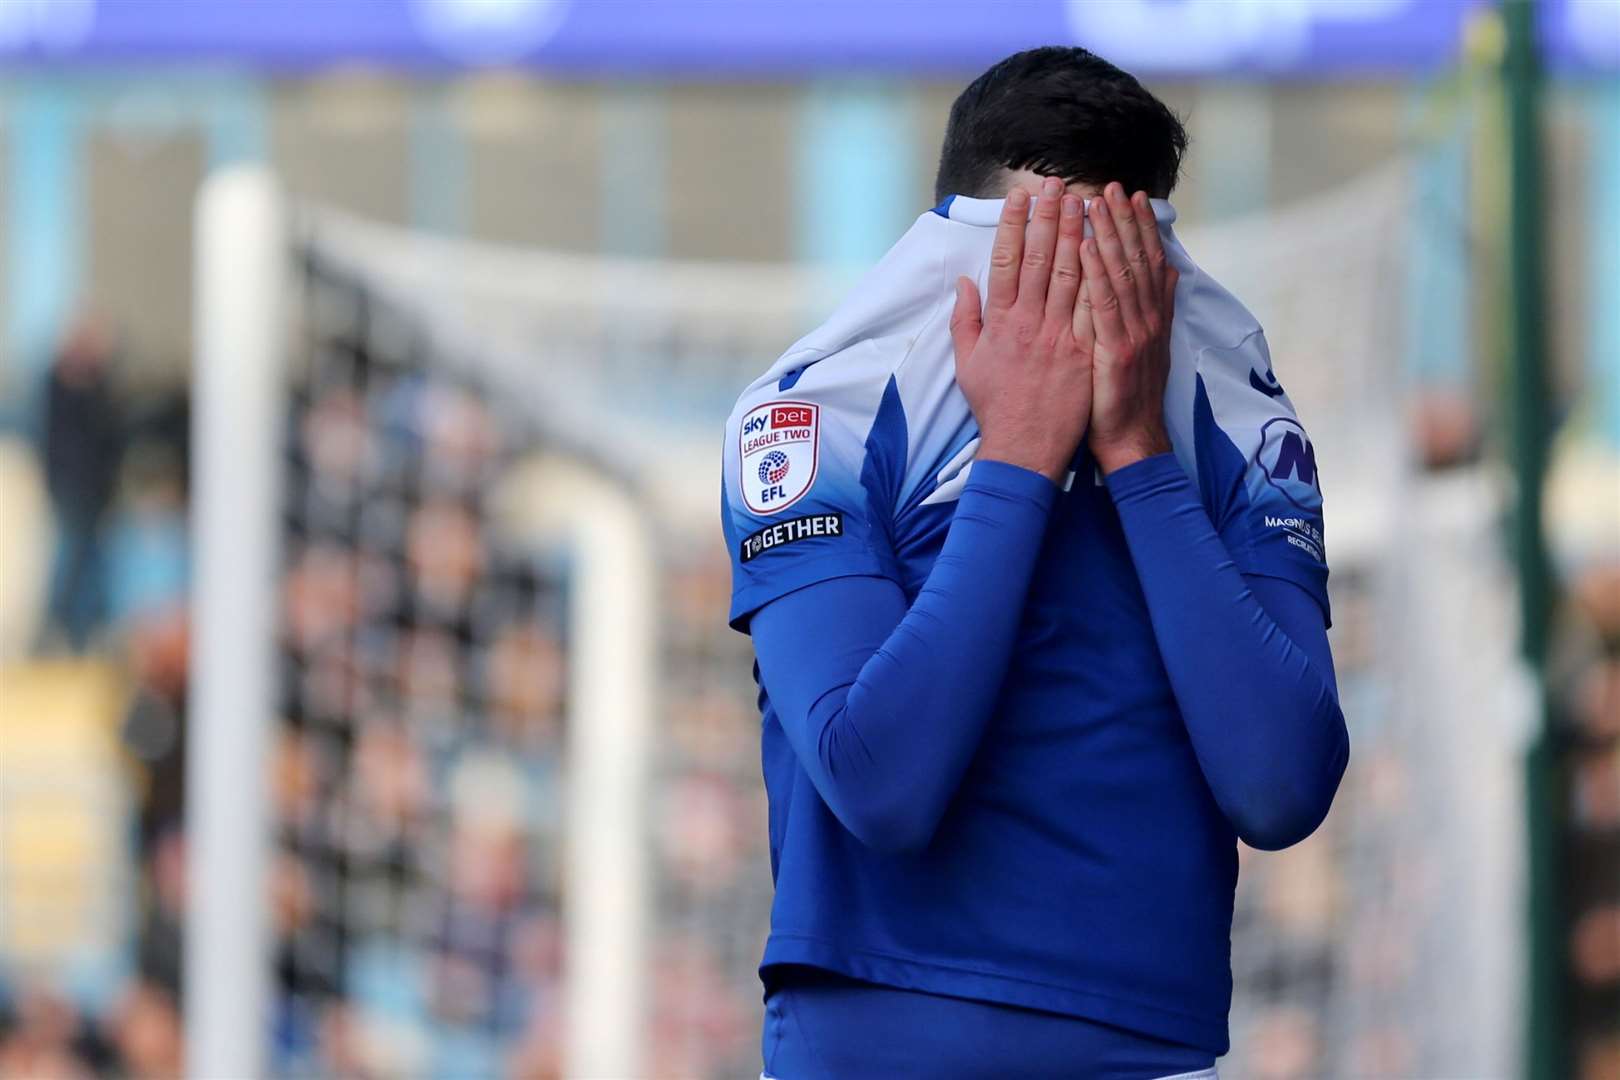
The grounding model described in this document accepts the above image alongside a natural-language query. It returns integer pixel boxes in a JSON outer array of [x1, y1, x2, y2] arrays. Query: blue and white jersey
[[721, 194, 1329, 1055], [725, 194, 1327, 628]]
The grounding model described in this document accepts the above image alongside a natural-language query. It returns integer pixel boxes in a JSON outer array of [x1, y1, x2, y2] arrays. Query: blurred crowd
[[1556, 554, 1620, 1077], [263, 262, 770, 1079], [0, 310, 191, 1079], [0, 260, 770, 1078], [272, 291, 567, 1076]]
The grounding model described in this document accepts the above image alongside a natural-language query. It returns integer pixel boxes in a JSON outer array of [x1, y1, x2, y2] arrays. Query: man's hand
[[1079, 182, 1180, 475], [949, 177, 1091, 485]]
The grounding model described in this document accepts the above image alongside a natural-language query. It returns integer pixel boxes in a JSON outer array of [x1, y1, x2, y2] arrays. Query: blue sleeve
[[749, 461, 1056, 854], [1107, 452, 1349, 851], [1191, 359, 1331, 626]]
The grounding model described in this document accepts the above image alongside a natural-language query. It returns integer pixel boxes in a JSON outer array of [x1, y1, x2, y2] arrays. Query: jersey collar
[[933, 192, 1178, 228]]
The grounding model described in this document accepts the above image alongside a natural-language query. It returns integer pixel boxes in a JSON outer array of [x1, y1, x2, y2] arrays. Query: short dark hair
[[934, 46, 1188, 203]]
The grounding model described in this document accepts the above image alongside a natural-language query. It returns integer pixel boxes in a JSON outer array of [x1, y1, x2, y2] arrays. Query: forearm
[[752, 461, 1056, 853], [1107, 453, 1348, 850]]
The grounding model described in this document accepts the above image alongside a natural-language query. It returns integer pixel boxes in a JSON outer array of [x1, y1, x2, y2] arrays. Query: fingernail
[[1109, 183, 1125, 202], [1061, 195, 1080, 217], [1043, 177, 1062, 198], [1009, 188, 1029, 208]]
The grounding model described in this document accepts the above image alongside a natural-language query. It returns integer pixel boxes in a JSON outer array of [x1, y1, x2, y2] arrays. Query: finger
[[986, 187, 1029, 312], [949, 276, 983, 361], [1145, 267, 1180, 376], [1086, 188, 1146, 340], [1072, 246, 1095, 356], [1132, 191, 1167, 296], [1044, 194, 1084, 328], [1079, 237, 1129, 349], [1103, 182, 1157, 326], [1016, 176, 1064, 316]]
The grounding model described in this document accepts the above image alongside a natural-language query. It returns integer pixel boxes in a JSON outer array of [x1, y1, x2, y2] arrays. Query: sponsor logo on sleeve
[[1257, 416, 1321, 512], [739, 513, 843, 563], [739, 401, 819, 514], [1263, 514, 1325, 563], [1255, 416, 1325, 562], [1249, 367, 1286, 398]]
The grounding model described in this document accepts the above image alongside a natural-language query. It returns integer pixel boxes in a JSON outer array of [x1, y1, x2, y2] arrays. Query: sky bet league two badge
[[739, 401, 820, 514]]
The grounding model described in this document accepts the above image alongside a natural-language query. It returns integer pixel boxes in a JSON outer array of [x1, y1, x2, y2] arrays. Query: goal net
[[186, 162, 1526, 1079]]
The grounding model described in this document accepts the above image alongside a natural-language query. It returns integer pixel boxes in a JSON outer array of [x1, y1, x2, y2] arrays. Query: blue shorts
[[761, 970, 1218, 1079]]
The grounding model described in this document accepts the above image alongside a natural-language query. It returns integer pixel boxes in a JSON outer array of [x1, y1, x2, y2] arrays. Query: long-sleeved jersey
[[721, 194, 1347, 1056]]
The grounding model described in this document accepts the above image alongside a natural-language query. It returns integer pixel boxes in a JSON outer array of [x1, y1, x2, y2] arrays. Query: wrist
[[1092, 426, 1172, 477], [1102, 447, 1187, 504], [976, 435, 1071, 485]]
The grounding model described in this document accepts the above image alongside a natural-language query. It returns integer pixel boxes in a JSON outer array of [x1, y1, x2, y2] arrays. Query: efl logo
[[739, 400, 819, 514], [757, 450, 791, 486]]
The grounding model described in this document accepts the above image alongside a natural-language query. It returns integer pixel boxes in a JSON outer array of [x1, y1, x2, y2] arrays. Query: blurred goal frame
[[185, 165, 655, 1080]]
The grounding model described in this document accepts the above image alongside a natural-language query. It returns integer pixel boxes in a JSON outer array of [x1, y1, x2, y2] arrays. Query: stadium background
[[0, 1, 1616, 1077]]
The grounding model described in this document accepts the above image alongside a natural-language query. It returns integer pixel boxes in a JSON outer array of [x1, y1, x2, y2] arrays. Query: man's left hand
[[1079, 182, 1179, 476]]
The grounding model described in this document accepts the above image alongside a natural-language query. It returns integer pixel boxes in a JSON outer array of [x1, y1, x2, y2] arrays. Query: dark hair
[[934, 46, 1188, 203]]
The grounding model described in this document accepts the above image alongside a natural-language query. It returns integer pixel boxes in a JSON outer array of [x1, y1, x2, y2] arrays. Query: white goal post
[[185, 167, 284, 1080]]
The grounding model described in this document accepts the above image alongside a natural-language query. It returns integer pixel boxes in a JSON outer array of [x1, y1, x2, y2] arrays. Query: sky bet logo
[[745, 405, 814, 437], [1258, 416, 1321, 512], [739, 401, 819, 515]]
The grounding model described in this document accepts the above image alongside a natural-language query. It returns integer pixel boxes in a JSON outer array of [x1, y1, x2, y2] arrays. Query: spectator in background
[[119, 602, 191, 1056], [38, 313, 124, 652], [105, 442, 189, 632], [121, 605, 189, 868]]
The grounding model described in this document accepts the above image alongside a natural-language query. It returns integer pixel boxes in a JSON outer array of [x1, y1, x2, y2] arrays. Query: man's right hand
[[948, 176, 1090, 485]]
